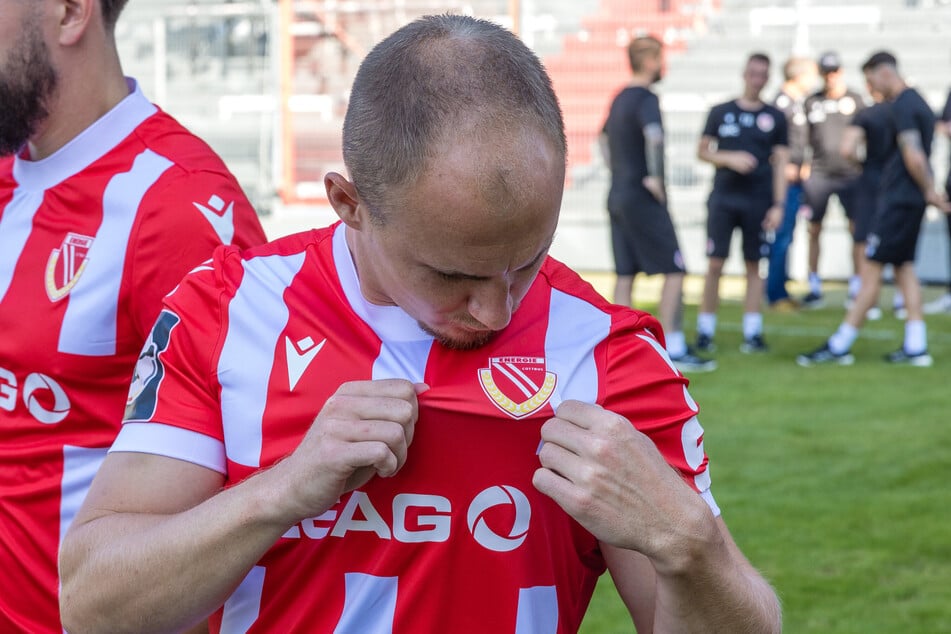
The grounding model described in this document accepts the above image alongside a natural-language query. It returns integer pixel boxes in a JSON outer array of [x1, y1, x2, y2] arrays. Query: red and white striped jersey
[[0, 79, 267, 633], [116, 222, 717, 634]]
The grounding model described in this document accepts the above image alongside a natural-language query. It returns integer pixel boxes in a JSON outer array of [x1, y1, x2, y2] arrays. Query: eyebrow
[[432, 238, 554, 280]]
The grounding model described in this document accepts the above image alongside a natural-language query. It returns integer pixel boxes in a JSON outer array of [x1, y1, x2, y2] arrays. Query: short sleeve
[[126, 166, 266, 340], [638, 92, 663, 131], [701, 106, 719, 138]]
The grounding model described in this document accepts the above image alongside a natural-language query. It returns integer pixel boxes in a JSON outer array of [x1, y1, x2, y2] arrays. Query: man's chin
[[419, 322, 497, 350]]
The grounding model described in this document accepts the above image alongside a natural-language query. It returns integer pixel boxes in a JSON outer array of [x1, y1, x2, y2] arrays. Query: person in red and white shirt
[[0, 1, 266, 631], [61, 15, 781, 634]]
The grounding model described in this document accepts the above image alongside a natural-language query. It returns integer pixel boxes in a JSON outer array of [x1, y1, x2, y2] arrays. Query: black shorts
[[803, 173, 861, 223], [706, 193, 771, 262], [850, 174, 879, 243], [608, 194, 686, 276], [865, 203, 926, 265]]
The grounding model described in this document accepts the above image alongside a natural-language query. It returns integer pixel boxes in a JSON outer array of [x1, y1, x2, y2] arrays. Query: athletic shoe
[[796, 343, 854, 367], [801, 291, 825, 309], [695, 333, 716, 353], [671, 349, 717, 373], [923, 293, 951, 315], [883, 348, 933, 367], [768, 297, 799, 313], [739, 334, 768, 354]]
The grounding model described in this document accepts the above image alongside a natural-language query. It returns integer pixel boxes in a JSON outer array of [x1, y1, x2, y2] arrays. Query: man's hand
[[271, 379, 426, 525], [532, 400, 712, 571], [642, 175, 666, 203], [724, 151, 758, 174], [762, 203, 784, 231], [926, 189, 951, 214]]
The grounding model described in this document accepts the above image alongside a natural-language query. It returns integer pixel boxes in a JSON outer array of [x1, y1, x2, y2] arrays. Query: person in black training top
[[840, 81, 906, 318], [601, 35, 715, 372], [927, 82, 951, 314], [800, 51, 867, 308], [798, 51, 951, 367], [695, 52, 788, 354]]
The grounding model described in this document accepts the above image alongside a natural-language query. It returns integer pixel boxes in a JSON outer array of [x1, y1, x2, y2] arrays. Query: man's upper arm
[[73, 452, 224, 527]]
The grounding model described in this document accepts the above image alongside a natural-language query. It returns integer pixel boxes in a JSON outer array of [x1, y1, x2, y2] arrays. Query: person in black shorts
[[695, 52, 788, 354], [798, 51, 951, 367], [840, 82, 906, 318], [926, 85, 951, 314], [601, 35, 715, 372], [801, 51, 867, 308]]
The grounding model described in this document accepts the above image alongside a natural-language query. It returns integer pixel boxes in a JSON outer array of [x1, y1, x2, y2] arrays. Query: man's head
[[743, 52, 770, 99], [0, 0, 128, 156], [782, 56, 818, 94], [862, 51, 901, 100], [328, 14, 566, 350], [0, 2, 57, 155], [818, 51, 846, 92], [627, 35, 663, 83]]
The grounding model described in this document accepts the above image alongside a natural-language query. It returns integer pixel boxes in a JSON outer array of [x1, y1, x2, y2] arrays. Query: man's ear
[[325, 172, 368, 230], [58, 0, 95, 46]]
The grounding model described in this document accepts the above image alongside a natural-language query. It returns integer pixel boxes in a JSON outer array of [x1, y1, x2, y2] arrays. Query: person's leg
[[613, 275, 634, 308], [802, 175, 832, 305], [657, 272, 685, 340], [924, 212, 951, 313], [766, 182, 800, 304]]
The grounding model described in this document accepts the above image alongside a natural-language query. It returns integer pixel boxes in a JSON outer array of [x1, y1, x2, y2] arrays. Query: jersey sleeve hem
[[109, 422, 227, 474], [700, 489, 721, 518]]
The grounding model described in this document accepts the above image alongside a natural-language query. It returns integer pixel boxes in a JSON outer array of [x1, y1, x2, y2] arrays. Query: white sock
[[828, 323, 858, 355], [893, 289, 905, 310], [666, 330, 687, 358], [809, 273, 822, 295], [697, 313, 717, 337], [742, 312, 763, 340], [848, 275, 861, 299], [904, 320, 927, 354]]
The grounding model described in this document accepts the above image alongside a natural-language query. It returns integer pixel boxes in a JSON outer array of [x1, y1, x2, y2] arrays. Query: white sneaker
[[923, 293, 951, 315]]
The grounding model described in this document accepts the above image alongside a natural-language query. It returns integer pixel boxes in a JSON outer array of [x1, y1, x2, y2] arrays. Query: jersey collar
[[12, 78, 158, 191], [332, 223, 434, 343]]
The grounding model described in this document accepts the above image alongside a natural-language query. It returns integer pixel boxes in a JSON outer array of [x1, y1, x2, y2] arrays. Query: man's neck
[[27, 48, 129, 161]]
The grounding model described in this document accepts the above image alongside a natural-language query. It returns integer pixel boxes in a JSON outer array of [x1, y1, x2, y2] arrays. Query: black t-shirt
[[701, 100, 788, 198], [773, 89, 808, 169], [852, 101, 893, 182], [603, 86, 662, 203], [882, 87, 934, 209], [805, 88, 866, 177]]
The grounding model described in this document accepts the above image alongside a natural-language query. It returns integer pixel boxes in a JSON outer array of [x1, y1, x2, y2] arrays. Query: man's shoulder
[[131, 109, 233, 176]]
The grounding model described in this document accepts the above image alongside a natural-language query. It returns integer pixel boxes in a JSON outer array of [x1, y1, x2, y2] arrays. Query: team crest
[[479, 356, 556, 419], [45, 233, 94, 301]]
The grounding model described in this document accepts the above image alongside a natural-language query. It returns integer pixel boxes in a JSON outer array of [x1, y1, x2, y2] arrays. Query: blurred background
[[115, 0, 951, 284]]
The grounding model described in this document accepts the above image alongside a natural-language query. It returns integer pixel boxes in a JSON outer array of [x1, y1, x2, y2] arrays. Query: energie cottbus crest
[[46, 233, 94, 301], [479, 356, 557, 419]]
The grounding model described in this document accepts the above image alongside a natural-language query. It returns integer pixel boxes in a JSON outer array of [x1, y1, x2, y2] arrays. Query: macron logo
[[285, 336, 326, 390], [193, 194, 235, 244]]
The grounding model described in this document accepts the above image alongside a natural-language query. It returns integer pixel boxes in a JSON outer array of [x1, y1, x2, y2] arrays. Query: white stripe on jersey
[[220, 566, 266, 634], [58, 149, 174, 356], [59, 445, 109, 555], [544, 289, 612, 411], [0, 188, 43, 303], [334, 573, 398, 634], [515, 585, 558, 634], [220, 253, 306, 468]]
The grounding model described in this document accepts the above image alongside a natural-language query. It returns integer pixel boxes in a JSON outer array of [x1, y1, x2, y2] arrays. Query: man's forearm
[[652, 516, 782, 634], [60, 465, 295, 633]]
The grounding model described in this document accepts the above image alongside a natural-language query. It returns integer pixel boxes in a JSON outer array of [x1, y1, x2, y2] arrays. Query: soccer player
[[798, 51, 951, 367], [601, 35, 715, 372], [59, 15, 781, 634], [695, 52, 789, 354], [0, 1, 266, 631], [767, 56, 818, 311], [840, 82, 905, 318], [927, 84, 951, 314], [801, 51, 867, 309]]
